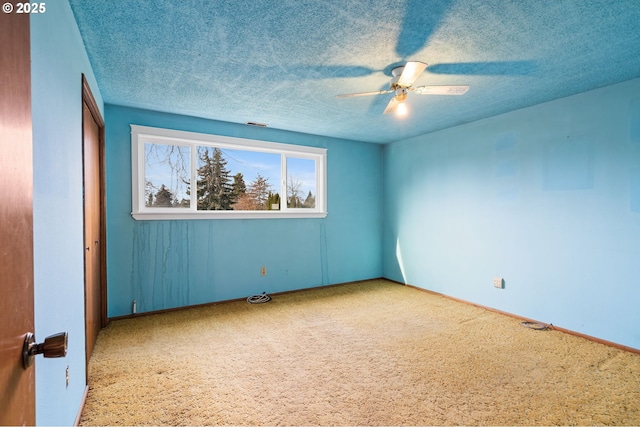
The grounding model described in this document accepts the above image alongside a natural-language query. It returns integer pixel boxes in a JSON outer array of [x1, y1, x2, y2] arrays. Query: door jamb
[[81, 74, 107, 330]]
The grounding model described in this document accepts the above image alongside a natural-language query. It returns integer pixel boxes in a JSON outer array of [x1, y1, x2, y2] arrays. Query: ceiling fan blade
[[336, 90, 392, 98], [413, 85, 469, 95], [397, 61, 427, 87], [383, 97, 400, 115]]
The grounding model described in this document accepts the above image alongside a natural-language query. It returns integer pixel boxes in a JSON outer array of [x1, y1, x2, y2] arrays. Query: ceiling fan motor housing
[[390, 66, 405, 90], [395, 88, 408, 102], [391, 65, 406, 78]]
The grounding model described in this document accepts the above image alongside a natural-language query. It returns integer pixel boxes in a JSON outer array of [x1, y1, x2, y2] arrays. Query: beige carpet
[[80, 279, 640, 426]]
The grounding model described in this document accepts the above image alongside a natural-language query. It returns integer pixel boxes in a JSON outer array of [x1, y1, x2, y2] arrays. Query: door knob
[[22, 332, 68, 369]]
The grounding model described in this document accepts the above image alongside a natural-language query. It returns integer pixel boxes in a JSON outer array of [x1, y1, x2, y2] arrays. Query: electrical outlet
[[66, 366, 70, 387], [260, 266, 267, 276], [493, 277, 504, 289]]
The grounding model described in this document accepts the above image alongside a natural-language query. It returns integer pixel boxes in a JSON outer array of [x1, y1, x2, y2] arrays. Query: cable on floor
[[521, 321, 551, 330], [247, 292, 271, 304]]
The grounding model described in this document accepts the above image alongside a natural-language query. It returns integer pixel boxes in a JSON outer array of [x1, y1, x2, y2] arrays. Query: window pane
[[287, 157, 316, 209], [144, 143, 191, 208], [196, 146, 281, 211], [133, 125, 327, 220]]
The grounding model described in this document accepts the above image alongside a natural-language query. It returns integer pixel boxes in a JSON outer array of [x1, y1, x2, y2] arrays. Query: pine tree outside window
[[131, 125, 327, 220]]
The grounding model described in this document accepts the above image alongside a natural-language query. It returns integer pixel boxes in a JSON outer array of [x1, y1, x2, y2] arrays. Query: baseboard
[[74, 385, 89, 426], [399, 281, 640, 355]]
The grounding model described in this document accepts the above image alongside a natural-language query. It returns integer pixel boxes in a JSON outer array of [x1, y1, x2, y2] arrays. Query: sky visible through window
[[144, 143, 190, 204], [286, 156, 316, 203], [221, 148, 280, 191], [144, 143, 316, 207]]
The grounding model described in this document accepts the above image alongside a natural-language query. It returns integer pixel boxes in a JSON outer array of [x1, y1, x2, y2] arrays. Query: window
[[131, 125, 327, 220]]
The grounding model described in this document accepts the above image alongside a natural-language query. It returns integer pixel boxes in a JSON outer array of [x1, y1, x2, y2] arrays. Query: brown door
[[82, 81, 105, 365], [0, 12, 36, 425]]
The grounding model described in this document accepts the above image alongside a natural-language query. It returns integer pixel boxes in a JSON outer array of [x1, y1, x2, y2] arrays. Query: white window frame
[[131, 125, 327, 220]]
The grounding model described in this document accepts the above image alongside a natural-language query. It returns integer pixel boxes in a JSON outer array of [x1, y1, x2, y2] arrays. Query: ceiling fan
[[336, 61, 469, 116]]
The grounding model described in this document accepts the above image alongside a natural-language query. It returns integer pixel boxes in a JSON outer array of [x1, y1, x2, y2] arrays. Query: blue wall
[[383, 78, 640, 350], [31, 2, 104, 425], [105, 105, 383, 317]]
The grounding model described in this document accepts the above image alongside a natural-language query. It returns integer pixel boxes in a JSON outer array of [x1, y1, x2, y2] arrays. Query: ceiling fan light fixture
[[396, 101, 408, 116]]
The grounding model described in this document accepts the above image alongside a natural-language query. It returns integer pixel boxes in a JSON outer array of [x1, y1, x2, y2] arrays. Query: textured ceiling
[[69, 0, 640, 144]]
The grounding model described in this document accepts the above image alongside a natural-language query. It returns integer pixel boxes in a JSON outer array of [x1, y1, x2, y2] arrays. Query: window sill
[[131, 211, 328, 220]]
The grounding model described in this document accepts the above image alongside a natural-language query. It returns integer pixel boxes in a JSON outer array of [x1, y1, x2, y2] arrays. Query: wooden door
[[0, 12, 36, 425], [82, 79, 105, 365]]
